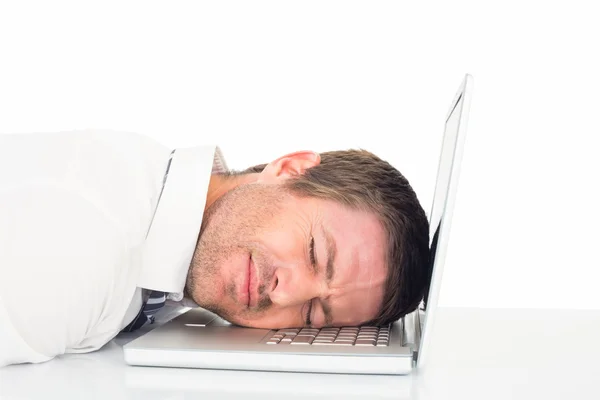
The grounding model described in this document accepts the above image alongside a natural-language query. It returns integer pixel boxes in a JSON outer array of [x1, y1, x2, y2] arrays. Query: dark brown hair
[[242, 150, 430, 326]]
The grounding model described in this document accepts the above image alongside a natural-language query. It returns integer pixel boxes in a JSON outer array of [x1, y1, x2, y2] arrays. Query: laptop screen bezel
[[414, 74, 474, 368]]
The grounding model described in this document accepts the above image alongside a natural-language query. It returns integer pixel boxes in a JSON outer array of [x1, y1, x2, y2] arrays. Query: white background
[[1, 1, 598, 309]]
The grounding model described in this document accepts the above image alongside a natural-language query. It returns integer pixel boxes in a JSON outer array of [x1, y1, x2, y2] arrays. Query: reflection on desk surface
[[0, 340, 413, 399], [3, 308, 600, 400]]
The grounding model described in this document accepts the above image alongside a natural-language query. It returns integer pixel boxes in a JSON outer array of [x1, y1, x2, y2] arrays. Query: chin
[[221, 312, 262, 329], [232, 320, 264, 329]]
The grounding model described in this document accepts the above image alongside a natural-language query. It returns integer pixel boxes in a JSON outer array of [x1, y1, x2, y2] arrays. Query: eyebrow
[[319, 224, 337, 326]]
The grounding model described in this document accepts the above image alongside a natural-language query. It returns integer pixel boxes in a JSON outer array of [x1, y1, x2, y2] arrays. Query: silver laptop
[[123, 74, 474, 375]]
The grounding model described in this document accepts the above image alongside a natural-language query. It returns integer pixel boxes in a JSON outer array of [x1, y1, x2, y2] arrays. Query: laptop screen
[[424, 93, 465, 307]]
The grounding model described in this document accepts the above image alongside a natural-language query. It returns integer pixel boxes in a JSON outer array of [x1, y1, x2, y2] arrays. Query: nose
[[268, 261, 323, 307]]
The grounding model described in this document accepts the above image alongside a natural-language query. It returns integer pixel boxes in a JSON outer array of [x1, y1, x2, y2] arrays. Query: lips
[[247, 255, 258, 308], [246, 256, 252, 307], [238, 255, 250, 307], [240, 254, 258, 308]]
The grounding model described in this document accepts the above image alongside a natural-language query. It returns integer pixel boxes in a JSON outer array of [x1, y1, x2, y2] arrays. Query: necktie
[[121, 290, 167, 333]]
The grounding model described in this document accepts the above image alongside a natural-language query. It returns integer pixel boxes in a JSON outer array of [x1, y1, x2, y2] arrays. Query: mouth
[[247, 254, 258, 308], [240, 253, 258, 309]]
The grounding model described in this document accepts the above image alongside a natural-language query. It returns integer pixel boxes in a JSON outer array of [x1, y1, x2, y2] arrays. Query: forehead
[[301, 196, 388, 324]]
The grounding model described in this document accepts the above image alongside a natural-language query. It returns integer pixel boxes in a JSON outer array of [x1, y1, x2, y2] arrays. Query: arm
[[0, 130, 166, 366], [0, 185, 125, 366]]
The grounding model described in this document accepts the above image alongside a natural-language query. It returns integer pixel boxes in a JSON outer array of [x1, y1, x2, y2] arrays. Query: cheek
[[259, 223, 306, 265]]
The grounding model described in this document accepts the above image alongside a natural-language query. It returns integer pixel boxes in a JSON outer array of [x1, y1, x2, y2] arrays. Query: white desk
[[1, 308, 599, 399]]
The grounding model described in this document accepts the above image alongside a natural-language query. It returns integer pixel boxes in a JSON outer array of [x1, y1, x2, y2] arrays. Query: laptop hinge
[[401, 306, 423, 363]]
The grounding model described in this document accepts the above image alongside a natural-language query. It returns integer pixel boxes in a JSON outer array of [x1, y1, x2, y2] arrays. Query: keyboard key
[[337, 335, 357, 339], [300, 328, 320, 333], [297, 333, 317, 338], [355, 339, 376, 346], [313, 338, 334, 343], [281, 337, 293, 342], [292, 336, 315, 344], [296, 334, 317, 338], [266, 339, 281, 344], [277, 329, 300, 335], [316, 341, 352, 346]]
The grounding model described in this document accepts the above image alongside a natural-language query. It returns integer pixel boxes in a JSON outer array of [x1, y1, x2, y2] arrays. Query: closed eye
[[304, 299, 313, 326], [309, 236, 316, 269], [302, 236, 317, 327]]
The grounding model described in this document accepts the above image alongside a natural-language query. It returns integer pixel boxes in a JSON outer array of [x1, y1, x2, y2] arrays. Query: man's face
[[189, 182, 388, 329]]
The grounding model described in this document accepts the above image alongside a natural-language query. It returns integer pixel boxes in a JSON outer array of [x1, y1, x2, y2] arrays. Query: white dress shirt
[[0, 130, 226, 367]]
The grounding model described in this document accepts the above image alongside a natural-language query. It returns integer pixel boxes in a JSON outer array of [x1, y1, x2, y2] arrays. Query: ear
[[256, 151, 321, 183]]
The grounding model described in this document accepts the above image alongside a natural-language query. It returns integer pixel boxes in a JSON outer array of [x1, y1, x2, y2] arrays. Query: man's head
[[185, 149, 430, 329]]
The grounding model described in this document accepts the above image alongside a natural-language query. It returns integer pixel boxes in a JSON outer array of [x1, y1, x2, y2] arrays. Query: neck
[[205, 172, 258, 211]]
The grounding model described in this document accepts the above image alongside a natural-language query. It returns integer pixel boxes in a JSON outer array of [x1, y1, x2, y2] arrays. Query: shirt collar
[[137, 145, 227, 295]]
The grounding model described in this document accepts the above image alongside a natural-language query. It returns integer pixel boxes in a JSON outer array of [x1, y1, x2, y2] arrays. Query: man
[[0, 129, 430, 367]]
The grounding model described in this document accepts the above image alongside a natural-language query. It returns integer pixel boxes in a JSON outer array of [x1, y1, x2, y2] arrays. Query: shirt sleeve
[[0, 131, 169, 367], [0, 184, 128, 366]]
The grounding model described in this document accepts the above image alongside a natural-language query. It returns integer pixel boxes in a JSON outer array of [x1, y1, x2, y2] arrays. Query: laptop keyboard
[[264, 326, 390, 346]]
